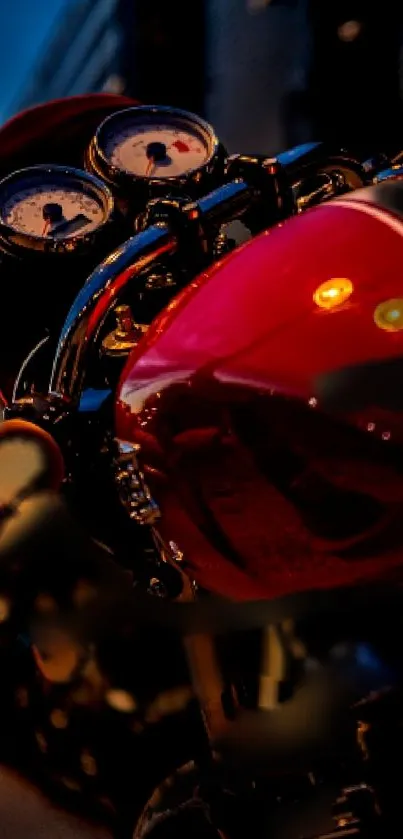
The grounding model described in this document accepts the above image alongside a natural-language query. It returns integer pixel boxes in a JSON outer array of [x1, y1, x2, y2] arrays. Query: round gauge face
[[106, 123, 209, 178], [0, 167, 112, 244], [95, 108, 217, 181], [3, 184, 104, 239]]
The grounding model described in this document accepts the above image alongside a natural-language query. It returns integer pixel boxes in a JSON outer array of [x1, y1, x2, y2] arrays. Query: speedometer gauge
[[0, 165, 114, 255], [109, 124, 208, 178], [86, 105, 225, 196]]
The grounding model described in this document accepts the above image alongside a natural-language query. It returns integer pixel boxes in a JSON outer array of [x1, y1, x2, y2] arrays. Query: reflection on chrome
[[49, 224, 177, 404]]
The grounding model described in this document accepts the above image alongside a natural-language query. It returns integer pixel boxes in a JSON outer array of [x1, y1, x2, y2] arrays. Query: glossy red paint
[[116, 196, 403, 601], [118, 200, 403, 405]]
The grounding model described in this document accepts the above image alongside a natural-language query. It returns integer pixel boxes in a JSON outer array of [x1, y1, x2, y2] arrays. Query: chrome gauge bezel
[[86, 105, 225, 195], [0, 165, 115, 256]]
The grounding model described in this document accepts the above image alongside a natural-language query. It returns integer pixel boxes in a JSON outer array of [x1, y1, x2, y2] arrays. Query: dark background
[[1, 0, 402, 156]]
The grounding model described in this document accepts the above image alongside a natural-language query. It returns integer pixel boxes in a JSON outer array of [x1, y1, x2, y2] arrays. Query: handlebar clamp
[[135, 195, 211, 271], [225, 153, 294, 231]]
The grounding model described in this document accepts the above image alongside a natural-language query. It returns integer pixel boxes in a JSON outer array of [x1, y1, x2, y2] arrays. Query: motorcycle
[[1, 93, 403, 837], [0, 94, 395, 566]]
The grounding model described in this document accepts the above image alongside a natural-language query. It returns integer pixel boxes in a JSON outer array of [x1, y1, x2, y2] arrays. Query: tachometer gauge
[[0, 165, 114, 255], [86, 105, 225, 196]]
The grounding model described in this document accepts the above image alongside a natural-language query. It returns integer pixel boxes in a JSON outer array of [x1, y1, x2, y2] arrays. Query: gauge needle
[[146, 158, 156, 176], [42, 220, 50, 236]]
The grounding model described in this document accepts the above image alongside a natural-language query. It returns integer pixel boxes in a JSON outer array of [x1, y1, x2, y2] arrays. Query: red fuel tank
[[116, 185, 403, 601]]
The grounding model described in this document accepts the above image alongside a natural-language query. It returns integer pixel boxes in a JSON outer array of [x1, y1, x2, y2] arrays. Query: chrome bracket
[[113, 438, 161, 526]]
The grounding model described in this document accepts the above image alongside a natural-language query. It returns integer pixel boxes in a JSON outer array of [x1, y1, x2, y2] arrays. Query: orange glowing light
[[313, 278, 353, 309], [374, 298, 403, 332]]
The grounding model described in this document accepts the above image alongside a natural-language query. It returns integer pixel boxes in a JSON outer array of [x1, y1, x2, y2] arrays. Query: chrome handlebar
[[49, 224, 177, 404], [21, 143, 393, 411], [48, 177, 257, 405]]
